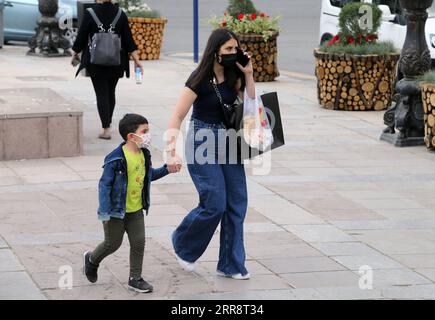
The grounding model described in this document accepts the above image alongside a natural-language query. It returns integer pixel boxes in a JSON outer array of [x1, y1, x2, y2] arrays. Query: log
[[362, 82, 375, 92], [374, 101, 385, 111], [379, 80, 389, 93], [428, 114, 435, 127]]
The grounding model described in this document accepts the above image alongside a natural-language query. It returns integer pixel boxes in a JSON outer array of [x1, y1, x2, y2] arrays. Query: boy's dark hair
[[119, 114, 148, 141]]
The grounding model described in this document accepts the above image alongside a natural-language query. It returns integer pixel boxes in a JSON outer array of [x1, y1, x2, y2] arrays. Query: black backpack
[[87, 8, 122, 66]]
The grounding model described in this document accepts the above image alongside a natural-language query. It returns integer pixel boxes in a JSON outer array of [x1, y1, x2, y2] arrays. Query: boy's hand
[[167, 154, 182, 173]]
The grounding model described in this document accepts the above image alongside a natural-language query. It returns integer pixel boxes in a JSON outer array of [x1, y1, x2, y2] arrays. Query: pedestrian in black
[[71, 0, 143, 140]]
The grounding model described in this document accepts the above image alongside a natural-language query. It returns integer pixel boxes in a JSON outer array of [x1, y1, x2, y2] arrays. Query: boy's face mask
[[132, 133, 151, 149]]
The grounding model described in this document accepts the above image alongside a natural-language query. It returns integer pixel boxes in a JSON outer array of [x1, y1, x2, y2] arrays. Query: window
[[330, 0, 361, 8], [373, 0, 402, 15], [373, 0, 406, 25]]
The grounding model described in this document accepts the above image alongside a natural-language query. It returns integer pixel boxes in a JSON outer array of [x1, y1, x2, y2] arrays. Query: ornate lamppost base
[[380, 133, 424, 147], [27, 0, 71, 57], [380, 0, 433, 147], [380, 78, 425, 147]]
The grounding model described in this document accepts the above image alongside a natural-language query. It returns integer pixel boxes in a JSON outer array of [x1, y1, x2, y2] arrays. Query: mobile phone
[[237, 48, 250, 67]]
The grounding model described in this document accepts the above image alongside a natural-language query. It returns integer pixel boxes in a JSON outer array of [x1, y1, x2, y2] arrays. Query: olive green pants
[[91, 210, 145, 278]]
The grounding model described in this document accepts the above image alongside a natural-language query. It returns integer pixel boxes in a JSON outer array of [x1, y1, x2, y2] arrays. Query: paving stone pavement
[[1, 45, 435, 299]]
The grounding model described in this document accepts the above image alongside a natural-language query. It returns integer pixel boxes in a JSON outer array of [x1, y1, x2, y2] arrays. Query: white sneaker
[[216, 270, 251, 280], [171, 231, 195, 272], [231, 273, 251, 280], [175, 253, 195, 272]]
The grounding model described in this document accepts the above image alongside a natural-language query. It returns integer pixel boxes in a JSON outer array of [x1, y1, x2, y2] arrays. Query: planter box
[[421, 82, 435, 149], [314, 49, 400, 111], [129, 17, 167, 60], [238, 32, 279, 82]]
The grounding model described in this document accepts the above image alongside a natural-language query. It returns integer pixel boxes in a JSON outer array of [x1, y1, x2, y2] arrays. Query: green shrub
[[117, 0, 161, 18], [127, 9, 161, 19], [318, 41, 398, 55], [326, 2, 389, 49], [420, 71, 435, 85], [227, 0, 258, 17], [209, 12, 280, 41], [339, 2, 382, 40]]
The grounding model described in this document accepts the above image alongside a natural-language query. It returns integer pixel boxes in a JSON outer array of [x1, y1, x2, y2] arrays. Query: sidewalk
[[1, 45, 435, 300]]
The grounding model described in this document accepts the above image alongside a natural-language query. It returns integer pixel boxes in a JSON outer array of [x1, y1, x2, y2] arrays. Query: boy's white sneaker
[[175, 253, 195, 272], [216, 270, 251, 280]]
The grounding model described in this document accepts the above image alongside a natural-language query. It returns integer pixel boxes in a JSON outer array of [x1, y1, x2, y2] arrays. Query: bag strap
[[87, 8, 105, 32], [211, 79, 226, 108], [87, 8, 122, 33], [211, 78, 243, 108], [108, 8, 123, 32]]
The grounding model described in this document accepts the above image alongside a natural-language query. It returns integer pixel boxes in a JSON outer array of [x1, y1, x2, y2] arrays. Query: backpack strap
[[108, 9, 123, 33], [87, 8, 106, 32]]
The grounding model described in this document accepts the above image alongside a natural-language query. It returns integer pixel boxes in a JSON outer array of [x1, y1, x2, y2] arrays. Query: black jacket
[[72, 2, 137, 78]]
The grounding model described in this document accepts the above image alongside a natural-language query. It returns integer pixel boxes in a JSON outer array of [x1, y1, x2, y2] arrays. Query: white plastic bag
[[242, 89, 274, 151]]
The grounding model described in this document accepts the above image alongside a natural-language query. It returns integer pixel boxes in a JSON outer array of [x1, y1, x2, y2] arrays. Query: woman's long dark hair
[[186, 29, 246, 93]]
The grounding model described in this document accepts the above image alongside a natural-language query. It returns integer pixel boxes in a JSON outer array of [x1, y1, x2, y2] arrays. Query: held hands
[[166, 153, 182, 174]]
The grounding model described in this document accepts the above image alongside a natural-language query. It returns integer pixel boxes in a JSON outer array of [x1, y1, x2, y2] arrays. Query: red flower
[[238, 13, 245, 20], [328, 34, 341, 47], [366, 34, 378, 42], [260, 12, 266, 17], [251, 13, 257, 20], [221, 21, 227, 27], [347, 37, 355, 44]]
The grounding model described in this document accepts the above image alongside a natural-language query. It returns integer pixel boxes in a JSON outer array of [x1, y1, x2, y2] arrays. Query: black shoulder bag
[[211, 79, 244, 131]]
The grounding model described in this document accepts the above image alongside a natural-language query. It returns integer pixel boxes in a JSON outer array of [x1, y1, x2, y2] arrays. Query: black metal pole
[[0, 0, 5, 49], [193, 0, 199, 63]]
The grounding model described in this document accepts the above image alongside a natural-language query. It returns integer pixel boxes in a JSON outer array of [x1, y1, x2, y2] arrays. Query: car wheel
[[63, 20, 78, 47]]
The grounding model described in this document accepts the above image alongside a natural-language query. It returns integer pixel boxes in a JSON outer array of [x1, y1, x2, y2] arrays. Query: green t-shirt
[[122, 146, 146, 213]]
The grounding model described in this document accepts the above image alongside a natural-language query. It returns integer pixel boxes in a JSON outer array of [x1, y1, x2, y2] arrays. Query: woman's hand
[[236, 52, 254, 76], [134, 61, 144, 75], [131, 50, 144, 75], [71, 51, 80, 67]]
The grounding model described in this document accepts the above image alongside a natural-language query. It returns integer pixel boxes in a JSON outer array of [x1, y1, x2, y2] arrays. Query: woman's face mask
[[217, 53, 237, 68], [132, 133, 151, 149]]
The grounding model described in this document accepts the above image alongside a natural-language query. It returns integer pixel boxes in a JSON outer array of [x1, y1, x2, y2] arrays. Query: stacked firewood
[[421, 84, 435, 149], [129, 18, 167, 60], [314, 50, 400, 111], [239, 32, 279, 82]]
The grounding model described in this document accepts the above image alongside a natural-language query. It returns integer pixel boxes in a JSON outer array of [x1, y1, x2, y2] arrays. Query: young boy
[[83, 114, 181, 293]]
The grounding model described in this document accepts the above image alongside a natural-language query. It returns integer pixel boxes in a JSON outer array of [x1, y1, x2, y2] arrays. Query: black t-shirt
[[186, 76, 239, 124]]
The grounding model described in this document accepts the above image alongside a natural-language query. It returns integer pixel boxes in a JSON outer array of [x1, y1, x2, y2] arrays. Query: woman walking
[[166, 29, 255, 279], [72, 0, 143, 140]]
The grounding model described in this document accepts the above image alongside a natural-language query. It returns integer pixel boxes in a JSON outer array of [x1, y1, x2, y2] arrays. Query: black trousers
[[90, 74, 120, 129]]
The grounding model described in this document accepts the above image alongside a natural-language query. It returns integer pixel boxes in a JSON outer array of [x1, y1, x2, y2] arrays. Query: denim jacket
[[97, 142, 169, 221]]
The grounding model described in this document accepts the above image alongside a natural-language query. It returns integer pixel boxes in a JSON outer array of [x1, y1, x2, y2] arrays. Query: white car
[[320, 0, 435, 66]]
